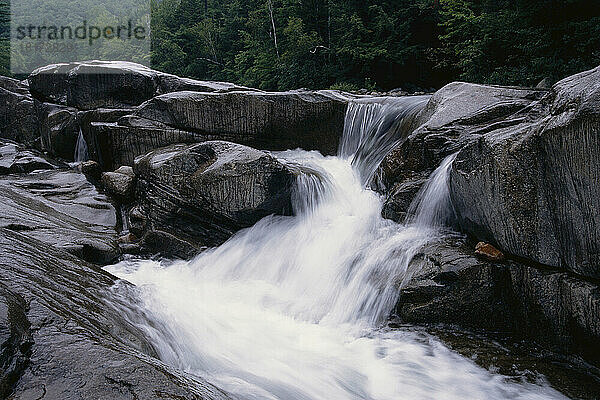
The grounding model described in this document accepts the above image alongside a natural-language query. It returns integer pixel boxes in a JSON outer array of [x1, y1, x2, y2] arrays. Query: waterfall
[[407, 153, 458, 228], [74, 129, 89, 162], [340, 97, 428, 185], [106, 98, 566, 400]]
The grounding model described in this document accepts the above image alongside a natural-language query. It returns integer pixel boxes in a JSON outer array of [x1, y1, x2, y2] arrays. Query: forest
[[1, 0, 600, 90]]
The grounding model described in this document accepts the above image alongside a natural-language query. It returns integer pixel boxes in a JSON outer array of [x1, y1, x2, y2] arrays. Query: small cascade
[[407, 153, 458, 228], [74, 129, 89, 163]]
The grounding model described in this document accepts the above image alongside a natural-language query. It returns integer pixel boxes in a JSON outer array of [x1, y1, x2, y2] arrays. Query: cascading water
[[106, 98, 566, 400], [74, 129, 89, 162], [340, 97, 428, 186]]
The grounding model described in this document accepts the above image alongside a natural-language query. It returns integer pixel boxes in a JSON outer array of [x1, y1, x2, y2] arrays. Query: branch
[[310, 45, 331, 54]]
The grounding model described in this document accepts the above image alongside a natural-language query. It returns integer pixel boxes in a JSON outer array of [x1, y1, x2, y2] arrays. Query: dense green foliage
[[149, 0, 600, 90], [1, 0, 599, 90]]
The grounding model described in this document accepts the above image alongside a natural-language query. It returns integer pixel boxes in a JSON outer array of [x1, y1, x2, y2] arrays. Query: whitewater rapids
[[106, 98, 567, 400]]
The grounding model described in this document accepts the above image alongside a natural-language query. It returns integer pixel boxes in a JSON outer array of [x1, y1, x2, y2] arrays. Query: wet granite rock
[[133, 141, 294, 255], [0, 168, 120, 264], [129, 90, 347, 154], [28, 61, 252, 111], [0, 76, 29, 96], [36, 102, 80, 160], [0, 140, 59, 174], [85, 122, 207, 171], [396, 237, 600, 365], [80, 160, 102, 182], [379, 66, 600, 279], [27, 62, 158, 110], [0, 228, 232, 400]]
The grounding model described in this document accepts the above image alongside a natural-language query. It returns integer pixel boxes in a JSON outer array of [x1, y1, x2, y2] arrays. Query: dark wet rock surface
[[28, 61, 254, 110], [85, 89, 348, 170], [129, 90, 347, 153], [0, 140, 60, 174], [396, 235, 600, 366], [132, 141, 294, 256], [0, 167, 120, 264], [101, 166, 136, 204], [378, 82, 547, 222], [0, 78, 39, 147], [0, 228, 232, 399], [36, 102, 80, 161]]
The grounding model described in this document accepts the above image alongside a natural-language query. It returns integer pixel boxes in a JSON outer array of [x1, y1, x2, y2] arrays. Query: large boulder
[[0, 228, 231, 400], [378, 82, 547, 221], [101, 166, 136, 204], [85, 122, 208, 171], [129, 90, 348, 154], [86, 89, 348, 170], [28, 61, 253, 110], [0, 167, 120, 264], [379, 66, 600, 279], [449, 65, 600, 278], [132, 141, 294, 256], [396, 237, 600, 365]]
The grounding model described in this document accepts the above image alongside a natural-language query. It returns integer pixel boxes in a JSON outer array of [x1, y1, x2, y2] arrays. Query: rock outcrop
[[0, 166, 120, 264], [380, 66, 600, 279], [27, 60, 253, 110], [36, 102, 80, 160], [131, 141, 295, 257], [86, 89, 347, 170], [450, 66, 600, 278], [0, 140, 59, 174], [378, 82, 547, 221], [0, 228, 231, 399], [396, 237, 600, 365], [382, 68, 600, 366], [20, 61, 350, 168]]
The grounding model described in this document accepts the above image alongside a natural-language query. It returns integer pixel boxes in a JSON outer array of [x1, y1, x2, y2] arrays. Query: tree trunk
[[267, 0, 280, 59]]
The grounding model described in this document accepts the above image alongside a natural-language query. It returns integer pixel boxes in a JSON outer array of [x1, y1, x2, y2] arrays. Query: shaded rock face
[[0, 79, 38, 146], [0, 228, 231, 400], [133, 141, 294, 255], [37, 102, 80, 160], [28, 61, 253, 111], [0, 167, 120, 264], [131, 90, 347, 152], [396, 237, 600, 365], [449, 66, 600, 278]]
